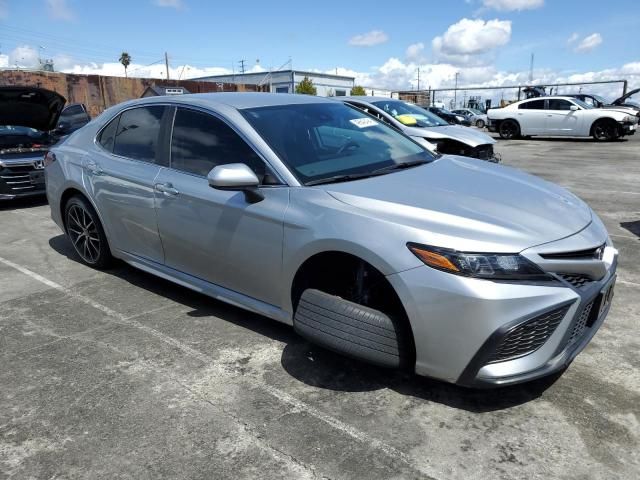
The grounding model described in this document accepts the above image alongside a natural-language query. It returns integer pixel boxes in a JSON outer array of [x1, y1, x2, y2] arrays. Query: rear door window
[[113, 106, 166, 163], [518, 100, 545, 110]]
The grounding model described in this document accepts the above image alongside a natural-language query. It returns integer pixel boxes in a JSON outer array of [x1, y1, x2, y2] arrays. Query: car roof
[[337, 96, 401, 103], [125, 92, 337, 110]]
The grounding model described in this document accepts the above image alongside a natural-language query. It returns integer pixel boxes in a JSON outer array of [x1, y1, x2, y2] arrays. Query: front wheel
[[592, 119, 620, 141], [499, 119, 520, 139], [476, 119, 486, 129], [293, 289, 412, 369], [65, 196, 112, 269]]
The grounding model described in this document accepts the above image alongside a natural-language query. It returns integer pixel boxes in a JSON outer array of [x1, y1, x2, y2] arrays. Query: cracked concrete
[[0, 133, 639, 479]]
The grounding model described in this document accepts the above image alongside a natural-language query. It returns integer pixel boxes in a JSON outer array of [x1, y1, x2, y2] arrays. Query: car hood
[[612, 87, 640, 105], [0, 87, 66, 132], [403, 124, 496, 147], [323, 156, 592, 252]]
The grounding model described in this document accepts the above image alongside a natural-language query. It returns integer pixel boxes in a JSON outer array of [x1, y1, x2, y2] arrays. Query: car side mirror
[[570, 105, 579, 111], [207, 163, 264, 203]]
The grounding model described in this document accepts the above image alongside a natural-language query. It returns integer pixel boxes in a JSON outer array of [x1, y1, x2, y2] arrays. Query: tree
[[350, 85, 367, 96], [119, 52, 132, 78], [295, 76, 317, 95]]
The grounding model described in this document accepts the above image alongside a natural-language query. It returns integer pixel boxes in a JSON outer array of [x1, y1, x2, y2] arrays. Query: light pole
[[453, 72, 460, 108]]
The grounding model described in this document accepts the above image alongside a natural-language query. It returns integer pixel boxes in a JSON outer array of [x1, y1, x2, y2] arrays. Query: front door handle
[[155, 182, 180, 196]]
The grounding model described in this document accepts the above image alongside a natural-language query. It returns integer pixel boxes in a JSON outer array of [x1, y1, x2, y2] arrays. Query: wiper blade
[[371, 159, 429, 175], [305, 173, 374, 186]]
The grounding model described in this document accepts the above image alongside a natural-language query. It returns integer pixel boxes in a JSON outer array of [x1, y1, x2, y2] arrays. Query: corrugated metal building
[[192, 69, 355, 97]]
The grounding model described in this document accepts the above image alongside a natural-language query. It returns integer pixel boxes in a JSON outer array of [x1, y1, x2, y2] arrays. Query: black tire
[[499, 119, 520, 139], [64, 195, 112, 269], [592, 119, 620, 141], [476, 119, 486, 129], [293, 289, 411, 369]]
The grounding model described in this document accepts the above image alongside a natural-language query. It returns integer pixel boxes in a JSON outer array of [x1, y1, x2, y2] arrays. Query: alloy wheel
[[67, 204, 101, 264]]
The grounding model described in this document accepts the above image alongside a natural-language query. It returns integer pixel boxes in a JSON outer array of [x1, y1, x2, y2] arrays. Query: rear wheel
[[499, 119, 520, 139], [592, 119, 620, 141], [64, 196, 112, 269], [476, 119, 485, 129]]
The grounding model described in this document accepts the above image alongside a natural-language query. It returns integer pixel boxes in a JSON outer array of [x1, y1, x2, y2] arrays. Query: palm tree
[[119, 52, 132, 78]]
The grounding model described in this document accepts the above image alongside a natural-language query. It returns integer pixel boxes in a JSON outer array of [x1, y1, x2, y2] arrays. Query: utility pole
[[165, 52, 170, 80], [416, 68, 421, 91], [238, 59, 246, 74], [453, 72, 459, 108]]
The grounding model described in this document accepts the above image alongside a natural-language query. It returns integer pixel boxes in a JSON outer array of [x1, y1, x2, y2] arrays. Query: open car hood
[[0, 87, 66, 131], [612, 87, 640, 106]]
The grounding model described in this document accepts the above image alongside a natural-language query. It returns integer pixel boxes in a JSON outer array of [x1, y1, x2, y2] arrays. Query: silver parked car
[[46, 93, 617, 387], [452, 108, 489, 129], [336, 96, 499, 162]]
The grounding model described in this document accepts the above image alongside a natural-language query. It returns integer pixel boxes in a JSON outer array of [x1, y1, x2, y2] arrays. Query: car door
[[87, 105, 169, 263], [545, 99, 582, 135], [153, 106, 289, 306], [516, 99, 546, 134]]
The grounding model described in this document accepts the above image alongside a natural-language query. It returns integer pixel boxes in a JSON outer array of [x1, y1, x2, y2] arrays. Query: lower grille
[[471, 145, 494, 160], [567, 300, 595, 346], [488, 305, 570, 364], [558, 273, 595, 290], [0, 165, 40, 194]]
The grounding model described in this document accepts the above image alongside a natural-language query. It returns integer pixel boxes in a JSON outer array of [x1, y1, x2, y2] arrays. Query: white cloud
[[405, 43, 425, 62], [0, 0, 8, 19], [348, 30, 389, 47], [432, 18, 511, 65], [574, 33, 602, 53], [567, 32, 579, 44], [153, 0, 184, 9], [46, 0, 75, 21], [482, 0, 543, 11]]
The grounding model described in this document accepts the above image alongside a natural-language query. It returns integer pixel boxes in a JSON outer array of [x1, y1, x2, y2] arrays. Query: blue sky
[[1, 0, 639, 96]]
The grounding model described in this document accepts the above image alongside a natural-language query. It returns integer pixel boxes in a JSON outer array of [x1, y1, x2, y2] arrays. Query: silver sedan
[[45, 93, 617, 387]]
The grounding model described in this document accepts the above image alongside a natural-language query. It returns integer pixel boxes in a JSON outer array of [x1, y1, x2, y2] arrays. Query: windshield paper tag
[[350, 118, 377, 128]]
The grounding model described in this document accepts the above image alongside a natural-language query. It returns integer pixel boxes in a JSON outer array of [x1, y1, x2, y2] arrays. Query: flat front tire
[[293, 289, 411, 369], [64, 196, 112, 269]]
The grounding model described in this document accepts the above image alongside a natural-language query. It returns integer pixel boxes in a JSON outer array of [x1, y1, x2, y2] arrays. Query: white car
[[487, 96, 638, 141]]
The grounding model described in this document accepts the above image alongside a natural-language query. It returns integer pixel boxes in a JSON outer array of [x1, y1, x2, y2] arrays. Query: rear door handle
[[155, 182, 180, 196], [84, 160, 103, 176]]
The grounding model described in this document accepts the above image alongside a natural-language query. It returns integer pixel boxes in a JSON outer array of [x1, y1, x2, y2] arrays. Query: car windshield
[[468, 108, 484, 115], [572, 98, 592, 109], [241, 102, 435, 185], [0, 125, 45, 136], [371, 100, 449, 127]]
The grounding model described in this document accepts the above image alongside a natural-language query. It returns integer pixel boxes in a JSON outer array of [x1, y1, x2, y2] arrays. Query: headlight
[[407, 243, 550, 280]]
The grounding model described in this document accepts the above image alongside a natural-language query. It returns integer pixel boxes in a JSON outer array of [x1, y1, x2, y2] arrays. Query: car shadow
[[49, 233, 562, 413], [620, 220, 640, 239], [0, 196, 48, 211]]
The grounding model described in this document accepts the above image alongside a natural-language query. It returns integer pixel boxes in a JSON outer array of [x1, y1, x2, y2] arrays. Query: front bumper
[[0, 156, 47, 199], [387, 239, 617, 387], [621, 122, 637, 136]]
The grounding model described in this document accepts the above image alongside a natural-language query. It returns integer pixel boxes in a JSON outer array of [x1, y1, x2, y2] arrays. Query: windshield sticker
[[350, 118, 378, 128]]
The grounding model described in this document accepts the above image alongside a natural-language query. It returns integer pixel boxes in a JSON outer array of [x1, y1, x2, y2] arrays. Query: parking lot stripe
[[0, 254, 437, 479]]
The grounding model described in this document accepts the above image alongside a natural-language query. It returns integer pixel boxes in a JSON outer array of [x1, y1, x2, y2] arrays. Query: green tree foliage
[[295, 76, 317, 95], [119, 52, 132, 78], [350, 85, 367, 96]]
